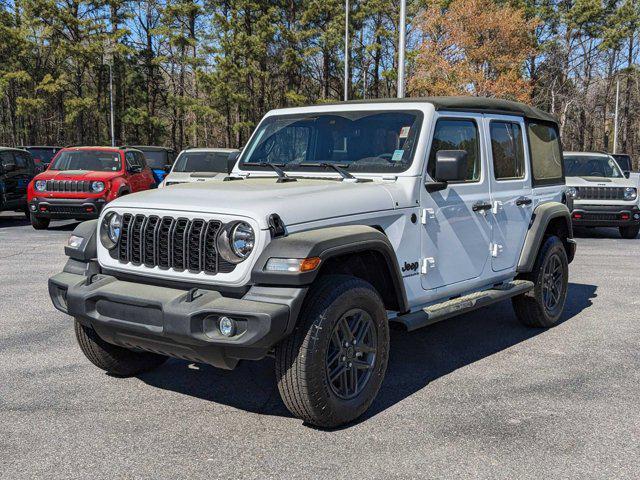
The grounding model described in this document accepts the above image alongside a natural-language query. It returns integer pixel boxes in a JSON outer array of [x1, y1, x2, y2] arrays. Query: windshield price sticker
[[399, 126, 411, 138], [391, 150, 404, 162]]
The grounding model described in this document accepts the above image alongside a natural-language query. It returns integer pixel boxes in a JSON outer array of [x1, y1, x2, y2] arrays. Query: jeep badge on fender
[[48, 97, 576, 428]]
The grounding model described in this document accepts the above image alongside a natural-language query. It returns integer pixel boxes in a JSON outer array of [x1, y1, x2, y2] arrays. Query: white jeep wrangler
[[49, 98, 576, 427], [564, 151, 640, 239]]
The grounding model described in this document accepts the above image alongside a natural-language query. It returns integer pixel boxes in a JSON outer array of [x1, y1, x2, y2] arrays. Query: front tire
[[512, 236, 569, 328], [74, 320, 167, 376], [275, 275, 389, 428], [619, 225, 639, 239], [30, 213, 50, 230]]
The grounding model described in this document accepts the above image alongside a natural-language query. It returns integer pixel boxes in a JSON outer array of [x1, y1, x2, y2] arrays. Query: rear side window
[[490, 121, 525, 180], [428, 118, 481, 182], [527, 122, 563, 185]]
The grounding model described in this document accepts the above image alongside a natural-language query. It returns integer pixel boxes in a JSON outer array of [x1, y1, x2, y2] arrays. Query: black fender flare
[[251, 225, 409, 312], [517, 202, 574, 272]]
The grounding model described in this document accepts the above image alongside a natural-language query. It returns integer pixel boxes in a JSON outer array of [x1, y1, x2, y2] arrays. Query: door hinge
[[490, 243, 504, 257], [421, 257, 435, 274], [492, 201, 503, 215], [420, 208, 435, 224]]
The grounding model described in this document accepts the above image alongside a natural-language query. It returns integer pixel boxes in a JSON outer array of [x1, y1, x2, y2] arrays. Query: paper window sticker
[[391, 149, 404, 162], [399, 126, 411, 138]]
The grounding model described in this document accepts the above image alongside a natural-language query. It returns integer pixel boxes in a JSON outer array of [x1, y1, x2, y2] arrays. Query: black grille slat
[[42, 179, 91, 193], [115, 215, 231, 275], [118, 214, 133, 262]]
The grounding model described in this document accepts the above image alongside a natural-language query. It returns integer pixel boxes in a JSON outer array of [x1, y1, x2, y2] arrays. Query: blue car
[[129, 146, 176, 186]]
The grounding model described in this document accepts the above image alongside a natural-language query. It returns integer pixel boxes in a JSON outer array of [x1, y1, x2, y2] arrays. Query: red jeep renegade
[[28, 146, 155, 229]]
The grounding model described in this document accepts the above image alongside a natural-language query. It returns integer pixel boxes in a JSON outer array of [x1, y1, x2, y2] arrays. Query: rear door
[[484, 115, 533, 272], [13, 151, 34, 207], [125, 152, 142, 192]]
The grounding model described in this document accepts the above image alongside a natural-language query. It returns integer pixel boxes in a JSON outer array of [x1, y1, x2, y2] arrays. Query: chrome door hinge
[[421, 257, 436, 274], [420, 208, 435, 224], [490, 243, 503, 257]]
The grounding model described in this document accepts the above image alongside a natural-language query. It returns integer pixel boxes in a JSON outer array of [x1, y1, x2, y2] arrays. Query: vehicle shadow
[[0, 214, 30, 228], [137, 282, 597, 427]]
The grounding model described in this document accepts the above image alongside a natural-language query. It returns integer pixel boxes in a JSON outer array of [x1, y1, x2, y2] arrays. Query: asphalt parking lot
[[1, 212, 639, 479]]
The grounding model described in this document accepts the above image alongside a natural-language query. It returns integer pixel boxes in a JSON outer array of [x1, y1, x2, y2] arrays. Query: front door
[[420, 114, 492, 290], [484, 115, 533, 271]]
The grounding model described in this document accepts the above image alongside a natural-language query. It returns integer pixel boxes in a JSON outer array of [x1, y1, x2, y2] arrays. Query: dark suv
[[0, 147, 37, 218], [22, 146, 62, 169]]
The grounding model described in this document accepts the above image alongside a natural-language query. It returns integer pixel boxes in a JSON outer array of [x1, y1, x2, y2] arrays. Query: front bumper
[[48, 266, 305, 369], [571, 204, 640, 227], [30, 196, 107, 219]]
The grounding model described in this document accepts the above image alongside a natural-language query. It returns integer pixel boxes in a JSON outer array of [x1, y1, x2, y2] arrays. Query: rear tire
[[275, 275, 389, 428], [74, 320, 167, 376], [30, 213, 50, 230], [512, 236, 568, 328], [619, 225, 639, 239]]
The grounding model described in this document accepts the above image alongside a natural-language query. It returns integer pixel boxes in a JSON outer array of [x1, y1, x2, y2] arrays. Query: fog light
[[634, 213, 640, 220], [219, 316, 236, 337], [29, 204, 37, 211]]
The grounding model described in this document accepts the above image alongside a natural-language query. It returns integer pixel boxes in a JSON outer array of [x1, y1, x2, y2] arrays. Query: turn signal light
[[620, 213, 630, 220], [572, 212, 582, 219], [300, 257, 321, 272], [264, 257, 321, 273]]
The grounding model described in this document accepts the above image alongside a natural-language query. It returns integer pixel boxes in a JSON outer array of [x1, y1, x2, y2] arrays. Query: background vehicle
[[128, 145, 176, 186], [28, 146, 155, 229], [21, 146, 62, 169], [0, 147, 37, 218], [50, 98, 575, 428], [565, 151, 639, 238], [611, 153, 633, 176], [159, 147, 240, 187]]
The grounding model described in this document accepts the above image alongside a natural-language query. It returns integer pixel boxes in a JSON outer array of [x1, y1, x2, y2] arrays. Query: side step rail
[[394, 280, 534, 332]]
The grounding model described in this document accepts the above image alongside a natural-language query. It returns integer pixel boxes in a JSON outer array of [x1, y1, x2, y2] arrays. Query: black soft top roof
[[127, 145, 174, 152], [322, 96, 557, 124]]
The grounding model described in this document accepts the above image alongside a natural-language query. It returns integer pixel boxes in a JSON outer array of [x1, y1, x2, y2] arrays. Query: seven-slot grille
[[115, 213, 236, 275], [576, 186, 625, 200], [45, 180, 92, 193]]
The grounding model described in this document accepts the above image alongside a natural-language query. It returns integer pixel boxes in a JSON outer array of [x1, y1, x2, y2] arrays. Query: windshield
[[239, 110, 423, 173], [140, 150, 168, 169], [173, 151, 233, 173], [27, 148, 58, 164], [49, 150, 122, 172], [564, 155, 623, 178]]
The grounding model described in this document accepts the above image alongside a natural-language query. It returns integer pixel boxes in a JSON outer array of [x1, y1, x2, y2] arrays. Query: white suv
[[564, 151, 639, 239], [159, 147, 240, 187], [49, 97, 576, 427]]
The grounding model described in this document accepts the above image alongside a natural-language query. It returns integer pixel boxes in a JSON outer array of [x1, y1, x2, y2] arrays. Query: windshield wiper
[[295, 162, 370, 182], [243, 162, 297, 183]]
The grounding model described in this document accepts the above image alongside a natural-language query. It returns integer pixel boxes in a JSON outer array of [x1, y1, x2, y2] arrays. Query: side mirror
[[425, 150, 469, 192], [227, 151, 241, 174], [34, 165, 45, 174], [1, 162, 16, 173], [164, 164, 173, 173], [624, 171, 630, 179]]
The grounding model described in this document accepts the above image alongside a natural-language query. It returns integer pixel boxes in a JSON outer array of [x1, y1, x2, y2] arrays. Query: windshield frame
[[171, 150, 234, 173], [48, 149, 123, 173], [238, 109, 425, 175], [564, 154, 624, 179]]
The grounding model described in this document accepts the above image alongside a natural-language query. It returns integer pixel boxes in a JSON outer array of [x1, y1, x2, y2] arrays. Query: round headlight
[[91, 181, 105, 193], [623, 187, 637, 201], [217, 221, 255, 263], [34, 180, 47, 192], [566, 186, 578, 199], [100, 212, 121, 249]]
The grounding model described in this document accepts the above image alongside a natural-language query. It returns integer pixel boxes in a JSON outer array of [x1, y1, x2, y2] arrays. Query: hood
[[565, 175, 636, 188], [108, 177, 397, 229], [36, 170, 123, 181], [164, 171, 227, 184]]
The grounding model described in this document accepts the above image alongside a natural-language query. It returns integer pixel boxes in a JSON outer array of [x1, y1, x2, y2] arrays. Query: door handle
[[516, 197, 533, 206], [472, 201, 492, 212]]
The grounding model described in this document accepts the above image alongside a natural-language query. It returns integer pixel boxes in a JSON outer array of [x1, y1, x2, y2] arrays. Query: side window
[[14, 152, 27, 168], [428, 119, 481, 182], [136, 152, 147, 168], [490, 121, 525, 180], [527, 122, 563, 184], [0, 151, 14, 168], [125, 152, 137, 169]]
